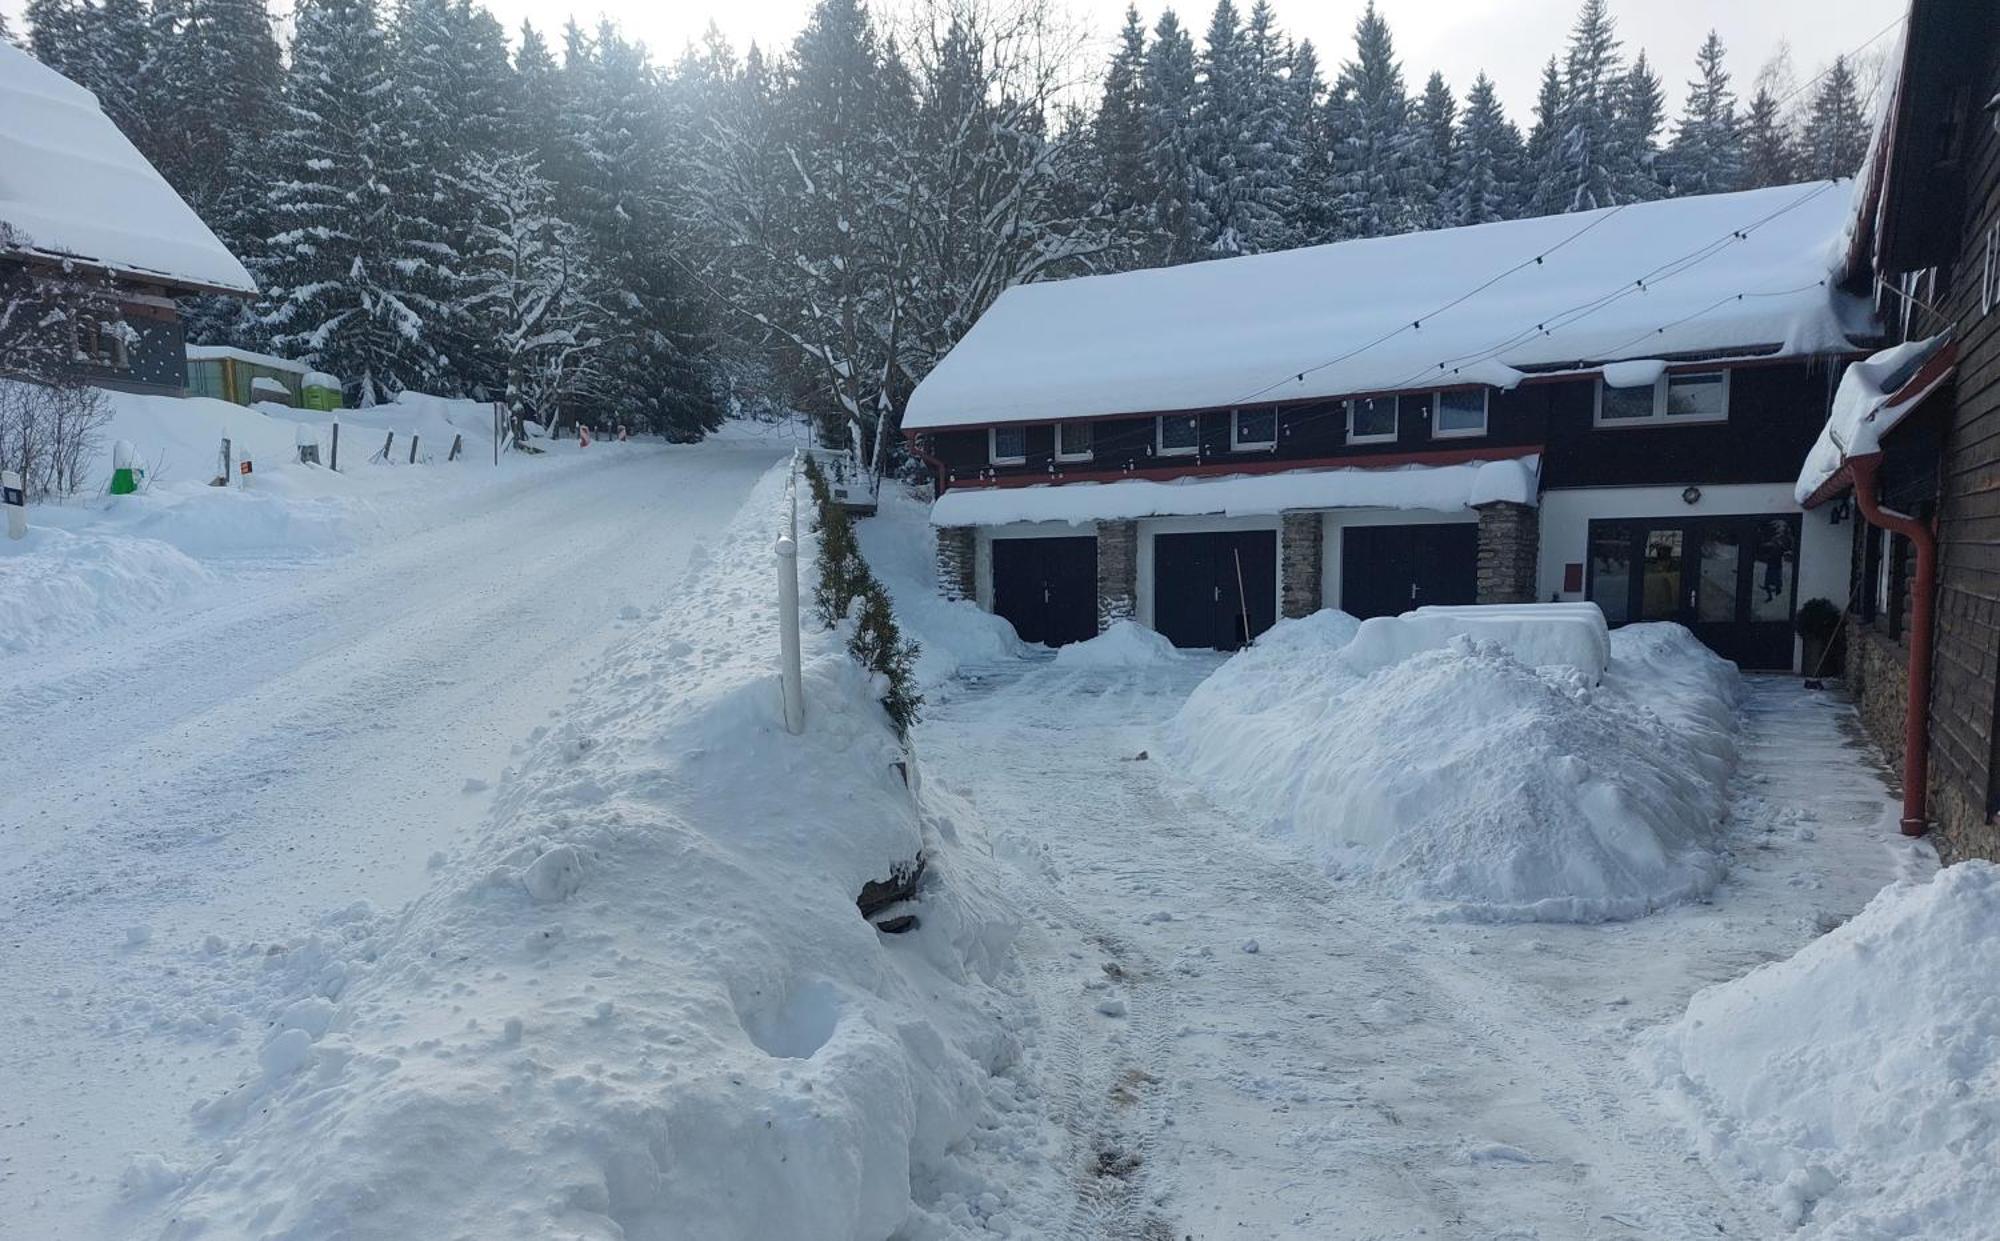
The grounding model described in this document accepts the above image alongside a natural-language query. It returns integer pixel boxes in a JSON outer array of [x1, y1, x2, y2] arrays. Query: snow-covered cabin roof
[[1795, 334, 1954, 505], [0, 42, 255, 295], [185, 345, 310, 373], [905, 183, 1874, 431]]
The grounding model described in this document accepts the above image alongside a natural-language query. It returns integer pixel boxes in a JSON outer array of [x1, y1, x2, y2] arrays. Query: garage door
[[1340, 524, 1478, 619], [1153, 531, 1277, 650], [991, 536, 1097, 646]]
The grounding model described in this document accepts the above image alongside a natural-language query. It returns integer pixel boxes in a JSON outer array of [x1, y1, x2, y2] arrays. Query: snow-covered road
[[920, 661, 1930, 1239], [0, 439, 783, 1231]]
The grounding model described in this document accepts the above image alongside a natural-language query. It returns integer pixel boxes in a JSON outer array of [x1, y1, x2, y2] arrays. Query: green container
[[301, 372, 342, 412]]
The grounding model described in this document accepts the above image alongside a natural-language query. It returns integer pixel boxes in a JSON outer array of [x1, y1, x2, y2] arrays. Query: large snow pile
[[1052, 619, 1182, 668], [1795, 334, 1950, 503], [1647, 862, 2000, 1238], [855, 483, 1026, 687], [0, 523, 211, 654], [1165, 614, 1740, 921], [137, 464, 1021, 1240]]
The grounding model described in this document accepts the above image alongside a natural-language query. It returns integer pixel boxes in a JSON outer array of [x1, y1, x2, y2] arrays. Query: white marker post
[[3, 469, 26, 540], [775, 531, 804, 735]]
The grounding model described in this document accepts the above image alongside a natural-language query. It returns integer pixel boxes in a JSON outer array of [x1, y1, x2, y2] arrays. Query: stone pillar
[[935, 525, 976, 603], [1096, 519, 1137, 629], [1280, 511, 1324, 619], [1474, 501, 1540, 604]]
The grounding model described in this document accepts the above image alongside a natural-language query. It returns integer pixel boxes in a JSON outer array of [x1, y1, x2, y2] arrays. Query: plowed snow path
[[920, 662, 1931, 1240], [0, 441, 782, 1232]]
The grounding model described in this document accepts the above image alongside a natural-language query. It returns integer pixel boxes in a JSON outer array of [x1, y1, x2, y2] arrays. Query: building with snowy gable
[[908, 181, 1878, 672], [0, 40, 255, 392]]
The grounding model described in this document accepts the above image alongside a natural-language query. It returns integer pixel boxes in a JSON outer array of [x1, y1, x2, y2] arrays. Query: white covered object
[[186, 345, 311, 373], [906, 184, 1868, 430], [250, 376, 290, 399], [1052, 619, 1182, 667], [1409, 602, 1611, 676], [0, 43, 254, 293], [1648, 861, 2000, 1238], [1600, 358, 1667, 388], [1794, 334, 1949, 503], [931, 455, 1539, 527]]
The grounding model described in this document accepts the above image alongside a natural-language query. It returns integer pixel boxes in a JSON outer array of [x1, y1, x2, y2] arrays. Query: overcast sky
[[5, 0, 1907, 122]]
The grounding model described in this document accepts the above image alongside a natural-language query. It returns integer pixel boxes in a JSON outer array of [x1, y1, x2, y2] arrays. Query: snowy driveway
[[0, 440, 783, 1232], [920, 660, 1928, 1239]]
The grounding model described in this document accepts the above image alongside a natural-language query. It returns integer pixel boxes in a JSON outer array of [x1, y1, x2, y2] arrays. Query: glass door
[[1586, 515, 1801, 670]]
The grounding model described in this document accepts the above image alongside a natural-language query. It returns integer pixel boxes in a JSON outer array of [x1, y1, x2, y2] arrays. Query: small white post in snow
[[3, 469, 26, 540], [776, 531, 805, 736]]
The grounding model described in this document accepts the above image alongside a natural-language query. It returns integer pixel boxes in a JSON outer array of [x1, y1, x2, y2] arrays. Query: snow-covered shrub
[[804, 454, 923, 736], [1647, 861, 2000, 1238]]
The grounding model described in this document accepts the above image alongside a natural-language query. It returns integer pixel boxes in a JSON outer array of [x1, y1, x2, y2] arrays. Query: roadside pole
[[3, 469, 25, 539]]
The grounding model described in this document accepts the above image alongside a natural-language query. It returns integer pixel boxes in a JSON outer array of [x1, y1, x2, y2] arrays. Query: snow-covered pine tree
[[1612, 51, 1666, 203], [1800, 55, 1870, 180], [1664, 31, 1742, 196], [1236, 0, 1301, 252], [1326, 0, 1418, 238], [72, 0, 151, 141], [259, 0, 453, 403], [1190, 0, 1293, 256], [1523, 55, 1564, 215], [1739, 85, 1802, 189], [23, 0, 86, 76], [1413, 70, 1455, 229], [1141, 8, 1201, 264], [1095, 5, 1152, 223], [1549, 0, 1624, 214], [1446, 72, 1522, 226], [1286, 38, 1336, 243]]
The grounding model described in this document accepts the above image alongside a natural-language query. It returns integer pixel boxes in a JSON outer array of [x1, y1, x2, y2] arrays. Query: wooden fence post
[[408, 434, 419, 465], [331, 421, 340, 471]]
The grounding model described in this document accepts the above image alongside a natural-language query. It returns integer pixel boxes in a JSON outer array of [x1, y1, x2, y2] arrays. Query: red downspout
[[1847, 453, 1936, 836]]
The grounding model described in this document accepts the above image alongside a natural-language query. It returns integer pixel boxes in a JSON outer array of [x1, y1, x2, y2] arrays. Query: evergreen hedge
[[801, 456, 922, 737]]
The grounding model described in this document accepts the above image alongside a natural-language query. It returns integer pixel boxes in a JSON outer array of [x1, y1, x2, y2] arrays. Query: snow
[[1347, 602, 1610, 680], [905, 183, 1870, 430], [931, 454, 1539, 527], [1795, 334, 1950, 503], [1164, 614, 1741, 921], [1601, 358, 1668, 388], [853, 483, 1026, 688], [1648, 860, 2000, 1239], [124, 463, 1020, 1240], [0, 42, 255, 293], [1052, 619, 1183, 667], [184, 345, 312, 373]]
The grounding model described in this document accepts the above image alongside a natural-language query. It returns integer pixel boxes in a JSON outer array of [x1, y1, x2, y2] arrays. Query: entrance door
[[991, 536, 1097, 646], [1586, 515, 1799, 669], [1153, 531, 1277, 649], [1340, 523, 1480, 619]]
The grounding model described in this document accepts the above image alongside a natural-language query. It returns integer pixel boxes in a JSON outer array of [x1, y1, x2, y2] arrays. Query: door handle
[[1410, 582, 1419, 601], [1213, 585, 1221, 603]]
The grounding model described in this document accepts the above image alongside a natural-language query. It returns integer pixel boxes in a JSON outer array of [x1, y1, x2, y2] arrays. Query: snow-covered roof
[[931, 454, 1539, 526], [1795, 334, 1952, 505], [0, 42, 255, 295], [185, 345, 310, 373], [906, 183, 1874, 431]]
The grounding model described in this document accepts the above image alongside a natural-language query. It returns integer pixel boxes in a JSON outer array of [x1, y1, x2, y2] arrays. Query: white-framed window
[[989, 424, 1027, 465], [1432, 388, 1488, 438], [1594, 370, 1729, 426], [1346, 395, 1397, 444], [1054, 421, 1093, 462], [1230, 406, 1277, 451], [1156, 413, 1199, 457]]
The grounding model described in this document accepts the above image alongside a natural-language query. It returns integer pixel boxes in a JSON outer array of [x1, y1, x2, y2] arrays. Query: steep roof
[[0, 42, 256, 295], [905, 183, 1875, 431]]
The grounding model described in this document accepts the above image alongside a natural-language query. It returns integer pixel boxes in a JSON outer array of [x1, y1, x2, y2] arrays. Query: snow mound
[[1166, 615, 1739, 921], [146, 465, 1021, 1241], [855, 483, 1026, 687], [1647, 861, 2000, 1238], [0, 524, 211, 654], [1053, 620, 1181, 667], [1345, 604, 1608, 680]]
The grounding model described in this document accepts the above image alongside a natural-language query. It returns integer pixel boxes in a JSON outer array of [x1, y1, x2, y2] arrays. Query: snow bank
[[141, 464, 1020, 1241], [855, 483, 1026, 687], [931, 454, 1539, 527], [1795, 335, 1950, 503], [1647, 861, 2000, 1238], [1347, 603, 1609, 681], [1052, 619, 1182, 668], [1166, 615, 1739, 921], [0, 524, 210, 654]]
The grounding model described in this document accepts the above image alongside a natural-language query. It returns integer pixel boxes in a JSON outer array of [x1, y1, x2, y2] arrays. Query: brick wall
[[1474, 501, 1539, 604], [1280, 511, 1323, 619], [935, 526, 975, 603], [1097, 520, 1137, 629]]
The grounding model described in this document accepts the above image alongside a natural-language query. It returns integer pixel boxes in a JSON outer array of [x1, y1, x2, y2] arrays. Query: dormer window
[[989, 424, 1027, 465], [1231, 407, 1276, 451], [1157, 413, 1199, 457]]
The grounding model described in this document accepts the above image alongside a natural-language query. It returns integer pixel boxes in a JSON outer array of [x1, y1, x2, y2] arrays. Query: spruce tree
[[1800, 55, 1870, 179], [1190, 0, 1293, 255], [1414, 70, 1455, 229], [75, 0, 152, 140], [24, 0, 85, 76], [1612, 51, 1666, 203], [1326, 0, 1417, 238], [1287, 38, 1335, 243], [1141, 9, 1201, 264], [1666, 31, 1742, 196], [1550, 0, 1623, 214], [1095, 5, 1152, 219], [1447, 72, 1522, 226], [1523, 54, 1564, 214], [1739, 86, 1802, 188]]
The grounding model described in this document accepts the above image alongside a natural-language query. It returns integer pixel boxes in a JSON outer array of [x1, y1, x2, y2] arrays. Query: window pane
[[1588, 526, 1633, 624], [1640, 528, 1684, 620], [1349, 397, 1396, 439], [1750, 519, 1797, 622], [993, 426, 1026, 459], [1696, 528, 1742, 622], [1235, 408, 1275, 445], [1600, 383, 1654, 420], [1664, 372, 1726, 418], [1436, 389, 1487, 433], [1059, 421, 1092, 456], [1160, 414, 1199, 450]]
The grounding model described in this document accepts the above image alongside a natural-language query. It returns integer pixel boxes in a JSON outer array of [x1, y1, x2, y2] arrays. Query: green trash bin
[[302, 372, 342, 412]]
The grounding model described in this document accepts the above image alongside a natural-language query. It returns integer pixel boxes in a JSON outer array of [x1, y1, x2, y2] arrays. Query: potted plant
[[1796, 597, 1843, 680]]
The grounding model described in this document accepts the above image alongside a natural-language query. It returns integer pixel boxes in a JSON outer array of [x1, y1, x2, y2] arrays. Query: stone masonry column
[[1280, 510, 1324, 619], [1097, 520, 1138, 629], [1473, 501, 1540, 604], [935, 525, 976, 603]]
